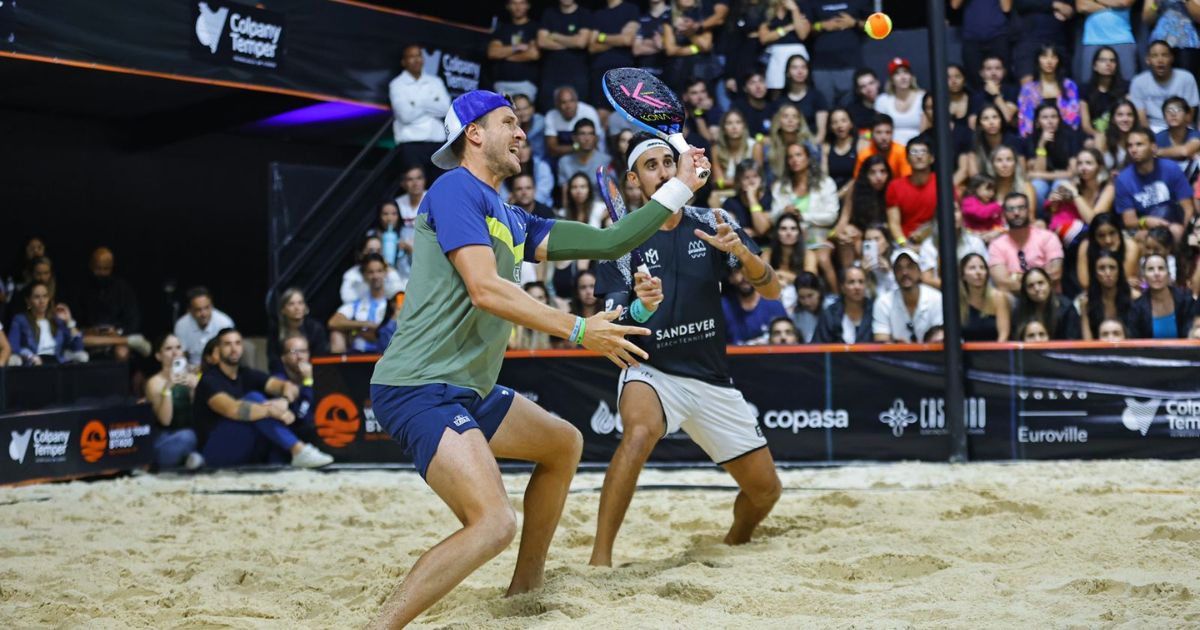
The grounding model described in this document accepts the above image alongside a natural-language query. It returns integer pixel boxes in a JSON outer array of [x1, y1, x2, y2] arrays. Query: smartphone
[[862, 239, 879, 270], [172, 357, 187, 376]]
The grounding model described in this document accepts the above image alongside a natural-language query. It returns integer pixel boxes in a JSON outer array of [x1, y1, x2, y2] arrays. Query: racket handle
[[666, 134, 709, 179], [637, 264, 651, 276]]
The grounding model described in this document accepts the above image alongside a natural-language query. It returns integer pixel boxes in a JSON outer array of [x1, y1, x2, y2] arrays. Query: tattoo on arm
[[237, 402, 253, 421]]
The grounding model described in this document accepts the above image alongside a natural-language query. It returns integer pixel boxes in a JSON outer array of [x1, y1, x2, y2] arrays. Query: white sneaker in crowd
[[126, 334, 152, 357], [291, 444, 334, 469], [184, 452, 205, 470]]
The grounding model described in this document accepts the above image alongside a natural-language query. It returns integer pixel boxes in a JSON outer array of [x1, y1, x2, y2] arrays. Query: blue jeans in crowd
[[154, 428, 198, 468], [201, 392, 300, 467]]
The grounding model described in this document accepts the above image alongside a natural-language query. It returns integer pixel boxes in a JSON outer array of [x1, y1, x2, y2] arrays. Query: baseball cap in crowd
[[431, 90, 514, 170], [887, 57, 912, 75], [890, 247, 919, 266]]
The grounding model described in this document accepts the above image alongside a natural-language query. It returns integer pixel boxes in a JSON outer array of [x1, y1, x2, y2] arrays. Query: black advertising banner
[[4, 0, 487, 104], [1, 404, 157, 485], [312, 345, 1200, 466]]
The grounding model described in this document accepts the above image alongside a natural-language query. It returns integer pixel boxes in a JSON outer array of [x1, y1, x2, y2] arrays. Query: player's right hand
[[582, 308, 651, 369], [677, 146, 710, 192], [633, 271, 663, 311]]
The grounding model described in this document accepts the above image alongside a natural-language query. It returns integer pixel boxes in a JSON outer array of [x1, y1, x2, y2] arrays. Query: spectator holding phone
[[145, 333, 202, 470]]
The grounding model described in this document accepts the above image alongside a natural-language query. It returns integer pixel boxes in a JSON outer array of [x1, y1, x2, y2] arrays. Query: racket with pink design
[[601, 68, 710, 179]]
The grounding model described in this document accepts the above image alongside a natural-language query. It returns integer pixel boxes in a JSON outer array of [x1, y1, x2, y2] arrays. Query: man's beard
[[737, 283, 755, 297], [488, 145, 520, 178]]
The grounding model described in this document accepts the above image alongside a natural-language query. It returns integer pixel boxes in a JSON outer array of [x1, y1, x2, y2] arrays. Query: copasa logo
[[761, 408, 849, 432], [195, 2, 229, 53], [80, 421, 107, 463], [314, 394, 361, 448], [8, 429, 32, 464]]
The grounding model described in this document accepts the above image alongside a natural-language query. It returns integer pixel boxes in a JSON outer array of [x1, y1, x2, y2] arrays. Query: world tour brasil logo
[[315, 394, 361, 448]]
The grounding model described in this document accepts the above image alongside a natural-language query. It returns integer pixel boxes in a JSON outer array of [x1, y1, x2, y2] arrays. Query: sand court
[[2, 460, 1199, 628]]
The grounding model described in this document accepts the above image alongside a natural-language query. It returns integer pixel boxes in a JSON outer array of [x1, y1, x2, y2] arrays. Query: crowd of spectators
[[384, 0, 1200, 346]]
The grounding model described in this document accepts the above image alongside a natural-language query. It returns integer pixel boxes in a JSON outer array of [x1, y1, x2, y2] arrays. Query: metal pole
[[926, 1, 969, 463]]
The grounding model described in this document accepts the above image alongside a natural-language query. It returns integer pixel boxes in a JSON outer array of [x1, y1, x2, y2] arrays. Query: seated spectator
[[862, 223, 899, 296], [500, 139, 554, 207], [1080, 47, 1130, 137], [194, 328, 332, 469], [561, 172, 607, 227], [1024, 102, 1081, 209], [1154, 97, 1200, 180], [145, 334, 202, 470], [1191, 314, 1200, 339], [1130, 41, 1200, 133], [73, 247, 149, 361], [632, 0, 670, 79], [988, 145, 1038, 215], [913, 93, 973, 188], [919, 208, 988, 289], [823, 108, 859, 197], [268, 288, 329, 373], [1117, 127, 1195, 243], [774, 54, 828, 140], [330, 254, 391, 354], [1078, 248, 1139, 340], [1140, 226, 1181, 288], [853, 114, 910, 179], [1076, 4, 1135, 84], [872, 249, 943, 343], [510, 282, 556, 350], [723, 267, 788, 345], [680, 78, 721, 146], [722, 159, 774, 237], [1077, 206, 1140, 291], [973, 55, 1019, 125], [392, 167, 425, 283], [711, 110, 759, 202], [536, 2, 593, 112], [1013, 267, 1079, 339], [509, 172, 555, 219], [569, 269, 600, 318], [988, 192, 1064, 292], [511, 94, 547, 162], [8, 282, 85, 366], [0, 324, 10, 366], [759, 103, 816, 182], [847, 68, 881, 132], [960, 252, 1010, 341], [389, 45, 450, 182], [488, 0, 542, 103], [1099, 99, 1137, 173], [340, 232, 405, 302], [791, 271, 824, 342], [556, 119, 610, 193], [970, 104, 1024, 180], [1017, 44, 1081, 138], [762, 214, 818, 312], [1016, 319, 1050, 342], [757, 0, 810, 92], [174, 286, 234, 368], [733, 70, 775, 139], [835, 154, 892, 270], [768, 316, 800, 345], [377, 199, 404, 270], [770, 143, 839, 289], [885, 138, 938, 247], [1129, 253, 1197, 338], [874, 58, 925, 146], [272, 333, 317, 433], [24, 256, 57, 303], [813, 265, 873, 343], [1096, 317, 1127, 340], [544, 86, 603, 159], [961, 174, 1005, 242], [1046, 148, 1114, 249]]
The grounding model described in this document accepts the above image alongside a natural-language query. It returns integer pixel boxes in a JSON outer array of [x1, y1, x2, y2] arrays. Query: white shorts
[[618, 364, 767, 465]]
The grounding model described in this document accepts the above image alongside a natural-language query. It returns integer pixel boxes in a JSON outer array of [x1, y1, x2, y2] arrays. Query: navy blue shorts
[[370, 382, 516, 479]]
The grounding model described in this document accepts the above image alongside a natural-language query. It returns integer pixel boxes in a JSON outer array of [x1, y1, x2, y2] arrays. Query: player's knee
[[474, 506, 518, 555], [750, 476, 783, 508], [621, 424, 658, 457]]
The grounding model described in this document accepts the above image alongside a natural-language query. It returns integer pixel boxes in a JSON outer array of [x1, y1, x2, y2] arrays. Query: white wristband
[[650, 178, 693, 213]]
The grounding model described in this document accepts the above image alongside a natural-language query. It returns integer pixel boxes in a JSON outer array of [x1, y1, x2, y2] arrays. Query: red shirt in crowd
[[885, 173, 938, 237]]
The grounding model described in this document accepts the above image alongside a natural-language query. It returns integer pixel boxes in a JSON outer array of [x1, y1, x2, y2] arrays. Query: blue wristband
[[630, 299, 654, 323]]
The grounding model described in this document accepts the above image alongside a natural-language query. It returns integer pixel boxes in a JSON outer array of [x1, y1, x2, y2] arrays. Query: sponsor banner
[[5, 0, 486, 104], [1, 405, 156, 485], [313, 346, 1200, 464]]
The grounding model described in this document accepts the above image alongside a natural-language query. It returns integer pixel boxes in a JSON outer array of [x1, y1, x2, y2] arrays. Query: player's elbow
[[466, 280, 503, 314]]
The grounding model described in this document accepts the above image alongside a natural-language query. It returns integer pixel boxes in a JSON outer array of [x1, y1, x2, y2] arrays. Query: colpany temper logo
[[195, 2, 229, 53], [1123, 398, 1161, 436], [80, 421, 107, 463], [314, 394, 361, 448], [9, 429, 31, 464]]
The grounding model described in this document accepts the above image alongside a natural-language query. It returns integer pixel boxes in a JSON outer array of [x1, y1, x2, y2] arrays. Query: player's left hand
[[633, 271, 663, 311], [693, 212, 746, 256]]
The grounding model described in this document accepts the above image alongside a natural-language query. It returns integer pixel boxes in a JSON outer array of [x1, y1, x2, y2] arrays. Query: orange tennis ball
[[865, 12, 892, 40]]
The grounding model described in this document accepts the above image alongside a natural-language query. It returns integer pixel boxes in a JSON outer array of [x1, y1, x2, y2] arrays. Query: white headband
[[626, 138, 671, 172]]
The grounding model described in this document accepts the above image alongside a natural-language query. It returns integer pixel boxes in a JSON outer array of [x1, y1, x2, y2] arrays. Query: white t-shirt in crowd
[[1130, 70, 1200, 133], [35, 319, 56, 356], [174, 308, 236, 365], [544, 101, 606, 153], [340, 266, 406, 304], [872, 284, 944, 342], [389, 71, 451, 143], [337, 296, 389, 352], [874, 91, 926, 146]]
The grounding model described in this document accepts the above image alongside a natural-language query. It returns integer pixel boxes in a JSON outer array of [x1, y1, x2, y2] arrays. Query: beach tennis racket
[[601, 68, 710, 179], [596, 166, 650, 276]]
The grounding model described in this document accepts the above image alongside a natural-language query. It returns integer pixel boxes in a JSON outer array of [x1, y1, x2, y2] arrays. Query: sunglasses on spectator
[[1004, 204, 1027, 212], [1165, 105, 1186, 114], [1018, 250, 1029, 272]]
